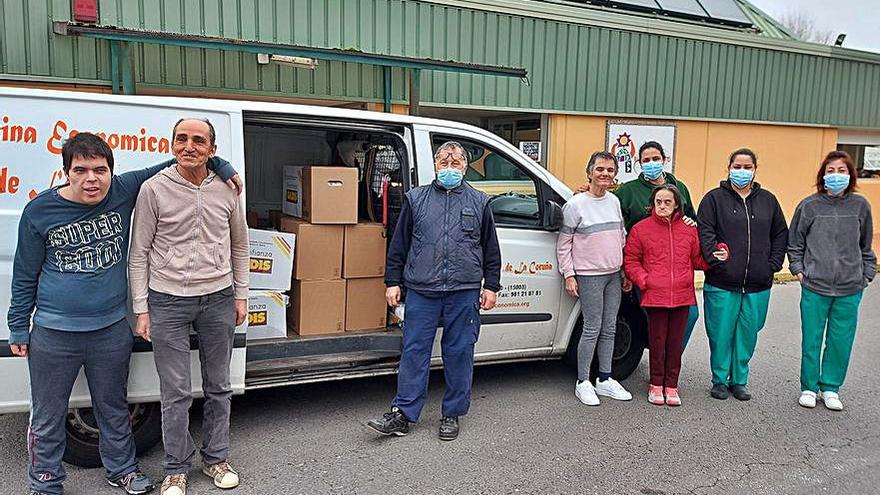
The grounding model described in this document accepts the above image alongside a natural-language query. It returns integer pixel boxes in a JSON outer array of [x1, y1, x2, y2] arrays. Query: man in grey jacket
[[366, 141, 502, 441], [129, 118, 248, 495]]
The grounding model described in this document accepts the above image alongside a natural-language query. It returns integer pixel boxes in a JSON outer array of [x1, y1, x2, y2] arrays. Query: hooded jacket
[[788, 192, 876, 297], [614, 172, 696, 232], [697, 181, 788, 293], [129, 166, 249, 313], [624, 210, 710, 308]]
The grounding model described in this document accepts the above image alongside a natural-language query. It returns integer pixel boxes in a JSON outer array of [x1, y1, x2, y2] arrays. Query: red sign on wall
[[73, 0, 98, 23]]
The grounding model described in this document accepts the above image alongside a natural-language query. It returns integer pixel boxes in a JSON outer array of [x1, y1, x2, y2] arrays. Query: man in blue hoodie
[[6, 132, 239, 495]]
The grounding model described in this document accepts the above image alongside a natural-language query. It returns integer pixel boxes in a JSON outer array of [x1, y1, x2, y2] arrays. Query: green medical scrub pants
[[799, 286, 863, 394], [703, 284, 771, 386]]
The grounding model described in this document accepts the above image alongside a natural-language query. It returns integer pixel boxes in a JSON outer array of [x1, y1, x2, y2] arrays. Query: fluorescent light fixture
[[256, 53, 319, 69]]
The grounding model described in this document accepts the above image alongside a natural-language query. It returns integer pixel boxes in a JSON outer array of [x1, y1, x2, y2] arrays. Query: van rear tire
[[63, 402, 163, 468], [563, 292, 647, 380]]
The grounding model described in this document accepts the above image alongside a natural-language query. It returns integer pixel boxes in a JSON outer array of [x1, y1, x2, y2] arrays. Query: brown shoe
[[203, 461, 240, 489], [160, 474, 187, 495]]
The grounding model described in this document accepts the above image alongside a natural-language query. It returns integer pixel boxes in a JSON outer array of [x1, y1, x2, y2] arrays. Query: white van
[[0, 87, 647, 466]]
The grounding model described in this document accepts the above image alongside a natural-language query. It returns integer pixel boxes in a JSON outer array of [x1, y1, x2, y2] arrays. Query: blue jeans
[[27, 319, 138, 495], [392, 289, 481, 422]]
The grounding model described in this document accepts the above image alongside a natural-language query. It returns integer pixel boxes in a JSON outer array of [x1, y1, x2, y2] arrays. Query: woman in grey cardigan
[[788, 150, 876, 411]]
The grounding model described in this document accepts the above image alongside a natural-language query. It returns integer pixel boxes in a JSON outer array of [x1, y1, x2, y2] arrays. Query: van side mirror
[[544, 200, 564, 231]]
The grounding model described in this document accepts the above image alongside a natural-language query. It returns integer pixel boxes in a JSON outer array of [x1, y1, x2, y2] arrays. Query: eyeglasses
[[436, 152, 466, 167]]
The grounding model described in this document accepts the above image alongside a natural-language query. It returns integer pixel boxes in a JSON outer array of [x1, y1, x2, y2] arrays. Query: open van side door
[[0, 88, 247, 413]]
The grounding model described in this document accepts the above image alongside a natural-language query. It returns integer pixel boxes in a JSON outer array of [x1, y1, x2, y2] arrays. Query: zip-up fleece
[[129, 166, 249, 314], [557, 191, 626, 278], [697, 181, 789, 293], [788, 192, 876, 297], [624, 211, 710, 307]]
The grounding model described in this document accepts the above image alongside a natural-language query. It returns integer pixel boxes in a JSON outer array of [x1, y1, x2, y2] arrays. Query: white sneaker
[[594, 378, 633, 401], [798, 390, 817, 408], [575, 380, 600, 406], [819, 391, 843, 411]]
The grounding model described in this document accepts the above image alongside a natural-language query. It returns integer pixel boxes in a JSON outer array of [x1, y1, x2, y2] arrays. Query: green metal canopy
[[52, 21, 528, 113]]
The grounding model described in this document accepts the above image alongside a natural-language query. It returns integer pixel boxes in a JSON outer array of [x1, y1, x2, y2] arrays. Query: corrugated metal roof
[[735, 0, 796, 40]]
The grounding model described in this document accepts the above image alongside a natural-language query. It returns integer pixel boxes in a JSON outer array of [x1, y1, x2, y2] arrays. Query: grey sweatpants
[[575, 272, 622, 382], [149, 286, 236, 475]]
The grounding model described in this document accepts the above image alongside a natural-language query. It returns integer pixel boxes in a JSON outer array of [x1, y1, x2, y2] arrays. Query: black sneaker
[[107, 470, 155, 494], [366, 407, 410, 436], [439, 416, 459, 441], [729, 384, 752, 401], [710, 384, 730, 400]]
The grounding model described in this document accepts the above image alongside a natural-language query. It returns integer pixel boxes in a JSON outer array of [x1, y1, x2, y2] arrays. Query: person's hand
[[622, 277, 633, 293], [797, 273, 804, 283], [386, 286, 401, 307], [565, 276, 579, 297], [481, 290, 497, 310], [235, 299, 247, 326], [683, 216, 697, 227], [576, 183, 589, 194], [226, 174, 244, 195], [10, 344, 28, 357], [135, 313, 151, 342], [712, 242, 730, 262]]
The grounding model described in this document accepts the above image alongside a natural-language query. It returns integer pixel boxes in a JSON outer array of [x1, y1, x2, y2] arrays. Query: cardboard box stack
[[279, 165, 390, 336], [246, 229, 296, 340]]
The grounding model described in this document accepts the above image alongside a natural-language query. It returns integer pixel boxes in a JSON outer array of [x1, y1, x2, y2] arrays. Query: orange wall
[[547, 115, 862, 231]]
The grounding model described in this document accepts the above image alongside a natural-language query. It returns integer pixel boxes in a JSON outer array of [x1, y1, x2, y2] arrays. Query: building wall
[[3, 0, 880, 128], [548, 115, 880, 246]]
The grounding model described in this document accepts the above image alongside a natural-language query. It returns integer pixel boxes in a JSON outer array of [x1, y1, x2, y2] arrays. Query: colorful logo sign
[[610, 133, 636, 175]]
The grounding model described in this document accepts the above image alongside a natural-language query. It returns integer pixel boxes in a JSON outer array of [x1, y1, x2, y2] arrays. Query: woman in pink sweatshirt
[[557, 151, 633, 407]]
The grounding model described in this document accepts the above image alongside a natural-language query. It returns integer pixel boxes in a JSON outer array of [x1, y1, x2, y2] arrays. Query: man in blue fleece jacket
[[6, 131, 239, 495]]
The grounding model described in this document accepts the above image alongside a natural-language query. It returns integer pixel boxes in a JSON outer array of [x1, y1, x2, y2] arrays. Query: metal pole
[[121, 42, 136, 95], [383, 66, 392, 113], [110, 41, 120, 94], [409, 68, 420, 116]]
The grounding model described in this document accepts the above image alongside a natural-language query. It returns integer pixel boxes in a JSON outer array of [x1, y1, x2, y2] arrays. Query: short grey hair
[[172, 117, 216, 145], [433, 141, 468, 166]]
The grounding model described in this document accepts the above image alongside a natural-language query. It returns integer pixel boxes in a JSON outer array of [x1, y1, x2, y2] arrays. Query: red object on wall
[[73, 0, 98, 23]]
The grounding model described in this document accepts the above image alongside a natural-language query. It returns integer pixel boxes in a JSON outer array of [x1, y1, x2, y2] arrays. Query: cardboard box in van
[[343, 222, 387, 279], [247, 291, 289, 340], [283, 165, 358, 224], [289, 280, 346, 336], [345, 278, 388, 332], [248, 229, 296, 291], [278, 216, 343, 280]]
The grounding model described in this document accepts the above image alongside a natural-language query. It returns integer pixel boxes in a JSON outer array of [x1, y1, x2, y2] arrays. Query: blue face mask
[[641, 161, 664, 181], [824, 173, 850, 195], [729, 168, 755, 189], [437, 168, 464, 189]]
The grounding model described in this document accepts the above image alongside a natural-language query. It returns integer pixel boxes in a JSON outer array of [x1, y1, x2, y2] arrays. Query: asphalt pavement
[[1, 282, 878, 494]]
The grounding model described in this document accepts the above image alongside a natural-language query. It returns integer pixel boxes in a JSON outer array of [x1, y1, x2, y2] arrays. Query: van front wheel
[[63, 402, 163, 468]]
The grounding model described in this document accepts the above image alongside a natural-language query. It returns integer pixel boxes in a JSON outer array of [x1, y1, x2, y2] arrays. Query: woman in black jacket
[[697, 148, 789, 401]]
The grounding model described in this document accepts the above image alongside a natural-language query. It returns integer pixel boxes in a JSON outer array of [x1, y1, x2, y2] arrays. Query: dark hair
[[649, 184, 683, 217], [728, 147, 757, 167], [816, 150, 858, 195], [172, 117, 216, 145], [639, 140, 666, 161], [61, 132, 114, 174], [587, 150, 617, 175]]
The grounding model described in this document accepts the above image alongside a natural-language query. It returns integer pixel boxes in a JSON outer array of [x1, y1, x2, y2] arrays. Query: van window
[[431, 136, 539, 227]]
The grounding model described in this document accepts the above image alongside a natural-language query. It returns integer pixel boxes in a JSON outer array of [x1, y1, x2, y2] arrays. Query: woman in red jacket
[[624, 185, 726, 406]]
